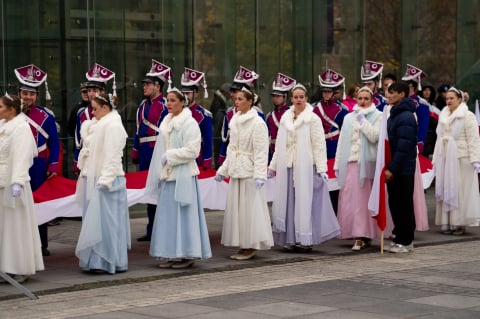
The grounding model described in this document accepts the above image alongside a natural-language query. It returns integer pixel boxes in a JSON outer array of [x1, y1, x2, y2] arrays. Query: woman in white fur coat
[[215, 86, 273, 260], [433, 87, 480, 235], [75, 93, 131, 274], [146, 88, 211, 269], [269, 84, 340, 252], [334, 87, 382, 250], [0, 94, 43, 283]]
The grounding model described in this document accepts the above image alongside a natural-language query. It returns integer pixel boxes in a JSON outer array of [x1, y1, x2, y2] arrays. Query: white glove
[[356, 112, 365, 125], [11, 183, 22, 197], [320, 172, 329, 182], [160, 153, 167, 166], [255, 179, 265, 189], [267, 169, 275, 179], [473, 162, 480, 173], [214, 174, 225, 182]]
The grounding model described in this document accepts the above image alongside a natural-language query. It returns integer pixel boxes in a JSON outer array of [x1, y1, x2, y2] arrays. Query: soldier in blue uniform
[[361, 60, 389, 112], [401, 64, 430, 154], [73, 63, 115, 175], [132, 59, 171, 242], [219, 66, 265, 165], [313, 69, 349, 160], [266, 73, 296, 162], [312, 68, 349, 213], [15, 64, 60, 256], [181, 67, 213, 169]]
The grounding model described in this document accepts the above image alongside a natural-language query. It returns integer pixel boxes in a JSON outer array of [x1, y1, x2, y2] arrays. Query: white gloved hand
[[267, 169, 275, 179], [255, 179, 265, 189], [160, 153, 167, 166], [473, 162, 480, 173], [11, 183, 22, 197], [320, 172, 329, 182], [356, 112, 365, 125], [214, 174, 225, 182]]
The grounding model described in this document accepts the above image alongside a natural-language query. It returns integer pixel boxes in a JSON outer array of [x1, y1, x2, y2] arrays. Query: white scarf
[[272, 104, 314, 244], [434, 103, 467, 212]]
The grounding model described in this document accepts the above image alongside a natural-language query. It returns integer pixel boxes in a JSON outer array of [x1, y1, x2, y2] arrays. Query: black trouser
[[146, 204, 157, 236], [387, 174, 416, 246], [39, 223, 48, 249]]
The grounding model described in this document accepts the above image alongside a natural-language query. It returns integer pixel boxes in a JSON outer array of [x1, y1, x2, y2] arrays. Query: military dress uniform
[[134, 59, 172, 241]]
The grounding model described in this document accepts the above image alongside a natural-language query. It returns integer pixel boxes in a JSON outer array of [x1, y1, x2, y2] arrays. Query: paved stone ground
[[1, 241, 480, 318], [1, 188, 480, 318]]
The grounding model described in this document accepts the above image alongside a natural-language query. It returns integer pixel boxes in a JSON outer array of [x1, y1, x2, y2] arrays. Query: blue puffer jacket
[[387, 98, 418, 176]]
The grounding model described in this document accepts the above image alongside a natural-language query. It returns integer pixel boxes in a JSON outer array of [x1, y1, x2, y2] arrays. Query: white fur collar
[[439, 102, 467, 125], [353, 103, 376, 115], [161, 108, 192, 133], [282, 103, 314, 131], [231, 108, 257, 126], [0, 113, 27, 134]]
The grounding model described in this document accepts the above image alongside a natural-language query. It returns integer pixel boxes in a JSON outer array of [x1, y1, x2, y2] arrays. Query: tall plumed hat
[[271, 72, 296, 95], [401, 64, 427, 91], [230, 66, 259, 91], [15, 64, 52, 101], [319, 68, 346, 99], [143, 59, 173, 91], [85, 63, 116, 96], [361, 60, 384, 87], [181, 67, 208, 98]]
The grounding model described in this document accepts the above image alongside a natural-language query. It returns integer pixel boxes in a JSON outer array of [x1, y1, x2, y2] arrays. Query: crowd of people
[[1, 59, 479, 283]]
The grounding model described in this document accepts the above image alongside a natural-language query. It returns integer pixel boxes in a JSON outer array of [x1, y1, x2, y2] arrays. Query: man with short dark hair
[[385, 81, 417, 253]]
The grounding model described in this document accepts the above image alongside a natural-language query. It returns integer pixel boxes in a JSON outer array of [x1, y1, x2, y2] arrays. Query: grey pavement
[[1, 187, 480, 318]]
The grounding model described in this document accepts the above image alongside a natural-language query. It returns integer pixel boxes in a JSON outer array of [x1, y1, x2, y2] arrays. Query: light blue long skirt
[[76, 177, 131, 274], [150, 177, 212, 260]]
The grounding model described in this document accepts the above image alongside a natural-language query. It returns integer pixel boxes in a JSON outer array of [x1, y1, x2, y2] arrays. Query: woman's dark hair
[[347, 83, 361, 97], [167, 89, 186, 102], [1, 94, 21, 115], [238, 87, 254, 101], [447, 87, 463, 100], [93, 93, 117, 110]]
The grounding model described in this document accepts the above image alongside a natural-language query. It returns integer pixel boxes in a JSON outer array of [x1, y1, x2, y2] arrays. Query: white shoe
[[389, 243, 413, 253]]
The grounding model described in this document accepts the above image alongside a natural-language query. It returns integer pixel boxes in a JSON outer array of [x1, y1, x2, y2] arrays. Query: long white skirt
[[221, 178, 274, 250], [0, 184, 44, 275], [435, 157, 480, 227]]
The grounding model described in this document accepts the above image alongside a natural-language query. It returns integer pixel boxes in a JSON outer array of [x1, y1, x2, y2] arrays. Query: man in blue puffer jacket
[[385, 81, 418, 253]]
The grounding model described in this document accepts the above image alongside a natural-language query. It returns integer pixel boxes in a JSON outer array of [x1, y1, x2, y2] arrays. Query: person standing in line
[[0, 93, 43, 283], [75, 92, 130, 274], [360, 60, 389, 112], [401, 64, 430, 155], [218, 66, 265, 165], [384, 82, 418, 253], [381, 73, 397, 96], [313, 68, 349, 214], [132, 59, 171, 242], [266, 73, 295, 162], [66, 82, 89, 138], [74, 63, 115, 176], [215, 86, 273, 260], [15, 64, 60, 257], [342, 82, 360, 112], [180, 67, 213, 169], [210, 84, 229, 168], [433, 87, 480, 235], [269, 84, 340, 252], [146, 88, 211, 269], [335, 87, 382, 250]]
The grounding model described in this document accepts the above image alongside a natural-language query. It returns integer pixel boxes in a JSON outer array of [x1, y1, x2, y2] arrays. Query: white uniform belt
[[325, 131, 339, 139], [140, 136, 157, 143], [38, 144, 47, 153]]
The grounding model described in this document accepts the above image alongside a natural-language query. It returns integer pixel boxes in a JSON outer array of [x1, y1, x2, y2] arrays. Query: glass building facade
[[1, 0, 479, 174]]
